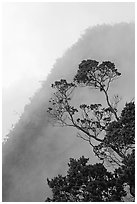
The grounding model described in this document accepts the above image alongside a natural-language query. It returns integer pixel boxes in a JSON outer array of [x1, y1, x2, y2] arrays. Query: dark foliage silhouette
[[94, 102, 135, 166], [45, 156, 126, 202], [115, 149, 135, 198], [47, 59, 135, 201]]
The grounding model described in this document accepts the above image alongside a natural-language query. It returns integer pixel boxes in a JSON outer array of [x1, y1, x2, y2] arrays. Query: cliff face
[[2, 23, 135, 202]]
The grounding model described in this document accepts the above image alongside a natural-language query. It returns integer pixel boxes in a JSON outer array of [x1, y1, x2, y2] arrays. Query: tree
[[46, 156, 126, 202], [47, 59, 135, 200], [94, 102, 135, 166]]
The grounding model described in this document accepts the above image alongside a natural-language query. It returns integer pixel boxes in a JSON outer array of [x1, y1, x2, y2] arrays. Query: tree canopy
[[46, 59, 135, 201], [46, 156, 126, 202]]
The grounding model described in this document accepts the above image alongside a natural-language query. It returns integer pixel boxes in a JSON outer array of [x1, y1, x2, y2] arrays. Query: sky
[[2, 2, 135, 137]]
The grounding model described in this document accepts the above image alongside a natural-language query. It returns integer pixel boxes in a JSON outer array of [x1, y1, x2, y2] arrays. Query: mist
[[2, 23, 135, 202]]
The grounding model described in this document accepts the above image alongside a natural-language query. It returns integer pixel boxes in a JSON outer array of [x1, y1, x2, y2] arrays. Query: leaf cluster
[[74, 60, 121, 92], [46, 156, 126, 202], [94, 102, 135, 163]]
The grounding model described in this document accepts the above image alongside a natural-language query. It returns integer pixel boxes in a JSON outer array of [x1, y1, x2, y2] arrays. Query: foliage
[[115, 149, 135, 197], [94, 102, 135, 166], [47, 60, 134, 163], [45, 156, 126, 202], [47, 59, 135, 201]]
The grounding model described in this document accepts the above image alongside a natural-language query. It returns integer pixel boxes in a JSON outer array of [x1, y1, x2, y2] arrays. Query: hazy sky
[[2, 2, 134, 136]]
